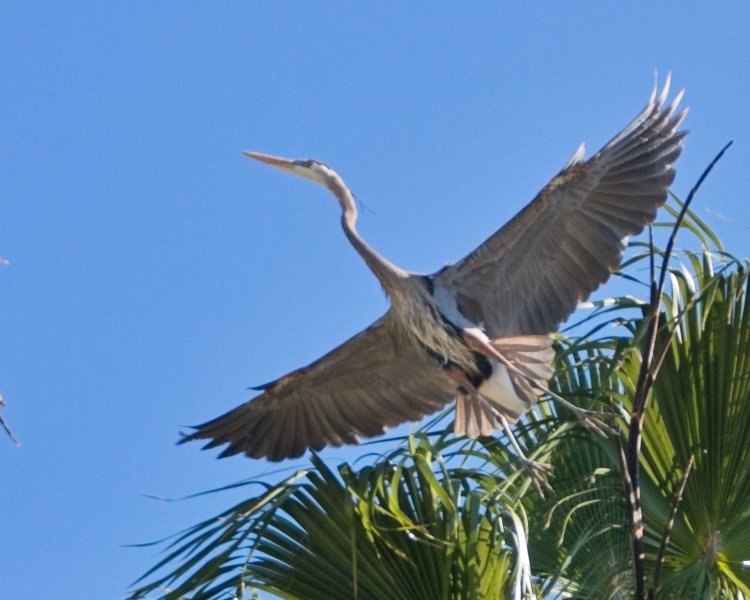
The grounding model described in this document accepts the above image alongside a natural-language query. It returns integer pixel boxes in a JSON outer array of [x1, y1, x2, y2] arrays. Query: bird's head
[[244, 151, 338, 190]]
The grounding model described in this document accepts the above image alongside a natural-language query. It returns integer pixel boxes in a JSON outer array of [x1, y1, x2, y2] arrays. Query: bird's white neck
[[328, 177, 411, 302]]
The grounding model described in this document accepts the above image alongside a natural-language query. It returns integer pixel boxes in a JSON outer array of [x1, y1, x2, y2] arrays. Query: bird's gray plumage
[[189, 315, 458, 461], [181, 77, 687, 461], [435, 81, 687, 336]]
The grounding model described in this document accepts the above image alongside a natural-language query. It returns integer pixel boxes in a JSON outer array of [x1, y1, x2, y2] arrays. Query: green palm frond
[[639, 259, 750, 597], [522, 339, 633, 599], [129, 440, 535, 600], [515, 205, 750, 598]]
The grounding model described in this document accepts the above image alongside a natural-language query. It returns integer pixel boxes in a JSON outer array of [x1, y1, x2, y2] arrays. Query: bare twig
[[649, 456, 694, 599], [624, 141, 732, 600], [0, 394, 20, 445], [617, 437, 642, 579]]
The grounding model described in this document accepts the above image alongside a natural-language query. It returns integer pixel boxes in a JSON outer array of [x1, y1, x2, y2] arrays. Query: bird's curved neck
[[329, 178, 410, 301]]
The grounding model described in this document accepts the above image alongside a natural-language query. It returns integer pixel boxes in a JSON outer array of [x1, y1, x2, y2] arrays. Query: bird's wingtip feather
[[658, 72, 672, 107], [563, 143, 586, 170]]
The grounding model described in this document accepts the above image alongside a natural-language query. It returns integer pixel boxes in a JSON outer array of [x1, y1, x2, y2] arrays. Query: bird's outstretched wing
[[181, 314, 458, 461], [434, 77, 687, 337]]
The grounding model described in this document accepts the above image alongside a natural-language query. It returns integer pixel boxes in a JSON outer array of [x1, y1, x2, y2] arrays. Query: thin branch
[[655, 141, 733, 306], [617, 436, 642, 577], [0, 394, 20, 445], [623, 141, 732, 600], [635, 141, 733, 418], [649, 456, 694, 599]]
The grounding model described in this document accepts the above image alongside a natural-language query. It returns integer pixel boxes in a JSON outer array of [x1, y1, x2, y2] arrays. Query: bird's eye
[[294, 159, 315, 168]]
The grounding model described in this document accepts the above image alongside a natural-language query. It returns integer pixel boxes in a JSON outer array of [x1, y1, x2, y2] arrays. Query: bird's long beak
[[244, 150, 327, 187], [243, 151, 296, 171]]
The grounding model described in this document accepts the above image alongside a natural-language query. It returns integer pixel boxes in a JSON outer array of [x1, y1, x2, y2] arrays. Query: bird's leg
[[444, 363, 475, 391], [498, 414, 553, 498], [447, 340, 553, 496], [461, 328, 615, 437], [460, 327, 504, 359]]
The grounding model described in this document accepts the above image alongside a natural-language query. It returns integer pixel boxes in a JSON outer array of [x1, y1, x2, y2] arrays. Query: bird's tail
[[454, 335, 554, 438], [455, 392, 502, 438]]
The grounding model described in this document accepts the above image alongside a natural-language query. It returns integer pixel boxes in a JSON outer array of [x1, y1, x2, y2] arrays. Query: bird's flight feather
[[436, 77, 687, 336], [182, 315, 458, 460]]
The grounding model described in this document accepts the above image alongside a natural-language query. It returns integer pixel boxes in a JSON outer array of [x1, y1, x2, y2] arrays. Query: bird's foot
[[546, 390, 618, 437], [519, 456, 554, 498], [576, 409, 618, 438]]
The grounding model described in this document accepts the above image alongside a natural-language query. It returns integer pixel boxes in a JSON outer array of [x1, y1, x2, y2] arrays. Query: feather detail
[[435, 78, 686, 336], [454, 335, 554, 437]]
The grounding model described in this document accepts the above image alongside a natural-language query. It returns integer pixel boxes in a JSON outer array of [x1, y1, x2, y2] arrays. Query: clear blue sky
[[2, 3, 749, 598]]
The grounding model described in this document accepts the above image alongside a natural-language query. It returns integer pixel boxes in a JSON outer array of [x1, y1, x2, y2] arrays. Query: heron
[[182, 78, 686, 463]]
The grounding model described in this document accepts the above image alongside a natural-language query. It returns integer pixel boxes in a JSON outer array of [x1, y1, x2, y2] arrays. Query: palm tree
[[526, 242, 750, 598], [129, 151, 750, 599]]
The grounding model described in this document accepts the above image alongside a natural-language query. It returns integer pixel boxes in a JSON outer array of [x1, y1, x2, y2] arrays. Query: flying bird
[[182, 78, 686, 461]]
